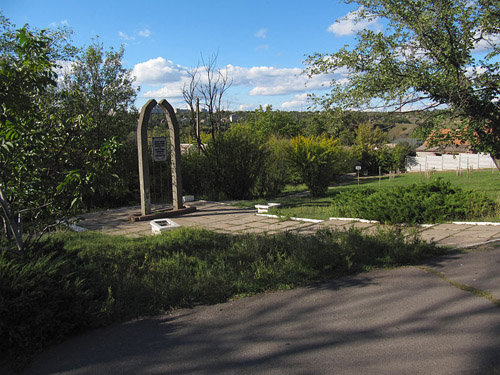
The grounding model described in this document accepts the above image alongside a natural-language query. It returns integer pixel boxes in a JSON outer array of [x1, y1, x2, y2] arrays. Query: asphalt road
[[19, 246, 500, 375]]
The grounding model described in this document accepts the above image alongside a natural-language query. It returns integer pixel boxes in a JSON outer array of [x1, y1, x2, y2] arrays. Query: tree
[[248, 105, 302, 138], [59, 40, 137, 145], [57, 40, 139, 207], [306, 0, 500, 166], [182, 53, 232, 150], [351, 123, 388, 173], [0, 20, 121, 252]]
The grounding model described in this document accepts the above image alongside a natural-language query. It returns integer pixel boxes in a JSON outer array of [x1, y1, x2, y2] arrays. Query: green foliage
[[1, 226, 441, 368], [182, 126, 290, 200], [306, 0, 500, 160], [252, 137, 290, 198], [247, 105, 302, 138], [286, 134, 353, 196], [330, 179, 497, 224], [0, 237, 105, 366], [57, 40, 138, 208], [0, 19, 137, 250], [347, 124, 416, 174], [351, 123, 388, 174], [205, 125, 266, 200], [181, 146, 210, 197]]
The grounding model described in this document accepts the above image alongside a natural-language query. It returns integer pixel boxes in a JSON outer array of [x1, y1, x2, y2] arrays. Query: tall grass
[[1, 226, 441, 370]]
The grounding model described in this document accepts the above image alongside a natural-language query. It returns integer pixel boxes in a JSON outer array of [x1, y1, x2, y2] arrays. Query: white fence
[[406, 153, 495, 172]]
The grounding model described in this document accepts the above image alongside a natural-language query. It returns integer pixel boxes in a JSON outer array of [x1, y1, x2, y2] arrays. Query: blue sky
[[2, 0, 370, 111]]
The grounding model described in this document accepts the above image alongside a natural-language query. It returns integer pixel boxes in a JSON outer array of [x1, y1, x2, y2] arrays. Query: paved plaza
[[72, 200, 500, 249]]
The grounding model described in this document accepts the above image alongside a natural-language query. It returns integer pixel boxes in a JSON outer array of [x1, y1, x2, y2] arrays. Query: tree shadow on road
[[22, 263, 500, 375]]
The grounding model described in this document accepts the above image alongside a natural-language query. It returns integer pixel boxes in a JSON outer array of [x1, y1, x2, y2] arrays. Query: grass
[[236, 170, 500, 222], [2, 226, 443, 371]]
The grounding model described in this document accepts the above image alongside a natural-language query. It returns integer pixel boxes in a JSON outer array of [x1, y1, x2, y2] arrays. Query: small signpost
[[152, 137, 167, 162], [356, 165, 361, 186]]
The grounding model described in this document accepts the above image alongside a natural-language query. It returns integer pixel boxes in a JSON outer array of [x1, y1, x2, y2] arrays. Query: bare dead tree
[[182, 66, 201, 147], [200, 53, 232, 144], [182, 52, 232, 151]]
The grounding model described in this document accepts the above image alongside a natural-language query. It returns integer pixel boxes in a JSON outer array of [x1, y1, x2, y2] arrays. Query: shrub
[[182, 127, 290, 200], [181, 146, 210, 197], [286, 134, 352, 197], [253, 137, 290, 198], [330, 179, 497, 224], [0, 238, 106, 366]]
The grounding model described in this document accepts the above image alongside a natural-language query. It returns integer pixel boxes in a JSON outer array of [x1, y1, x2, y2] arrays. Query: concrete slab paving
[[72, 200, 500, 250], [432, 223, 474, 231]]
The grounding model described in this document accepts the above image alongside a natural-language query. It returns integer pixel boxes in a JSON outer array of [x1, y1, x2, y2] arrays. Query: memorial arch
[[133, 98, 194, 220]]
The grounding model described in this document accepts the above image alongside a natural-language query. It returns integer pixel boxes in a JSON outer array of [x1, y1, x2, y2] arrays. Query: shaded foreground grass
[[1, 226, 443, 371]]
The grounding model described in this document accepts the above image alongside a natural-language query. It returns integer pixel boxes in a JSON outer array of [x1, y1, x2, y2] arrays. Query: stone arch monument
[[131, 98, 195, 221]]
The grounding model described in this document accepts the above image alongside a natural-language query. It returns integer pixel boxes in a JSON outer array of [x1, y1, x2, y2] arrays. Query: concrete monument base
[[129, 205, 197, 222]]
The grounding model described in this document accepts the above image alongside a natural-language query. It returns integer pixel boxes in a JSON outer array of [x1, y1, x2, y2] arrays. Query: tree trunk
[[0, 187, 24, 252], [492, 155, 500, 171]]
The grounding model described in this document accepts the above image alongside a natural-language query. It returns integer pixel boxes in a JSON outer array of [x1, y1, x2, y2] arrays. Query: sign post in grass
[[356, 166, 361, 186]]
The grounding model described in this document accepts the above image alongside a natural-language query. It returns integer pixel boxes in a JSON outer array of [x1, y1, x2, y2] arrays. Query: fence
[[406, 153, 495, 172]]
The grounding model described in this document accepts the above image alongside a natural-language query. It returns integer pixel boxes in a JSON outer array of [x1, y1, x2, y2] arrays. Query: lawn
[[237, 170, 500, 222]]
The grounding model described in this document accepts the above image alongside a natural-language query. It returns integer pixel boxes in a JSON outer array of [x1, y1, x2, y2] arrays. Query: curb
[[256, 213, 324, 224], [329, 217, 380, 224]]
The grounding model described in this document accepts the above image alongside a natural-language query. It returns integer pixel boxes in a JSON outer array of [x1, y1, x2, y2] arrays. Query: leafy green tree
[[204, 125, 266, 200], [0, 20, 120, 252], [253, 137, 290, 198], [59, 40, 137, 144], [306, 0, 500, 166], [248, 105, 302, 138], [352, 123, 388, 173], [57, 40, 139, 207]]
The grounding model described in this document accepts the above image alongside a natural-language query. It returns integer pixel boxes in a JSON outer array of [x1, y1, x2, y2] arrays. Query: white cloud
[[281, 93, 310, 110], [53, 60, 75, 86], [327, 9, 381, 36], [138, 28, 151, 38], [255, 28, 268, 39], [132, 57, 188, 85], [119, 31, 135, 41], [226, 65, 334, 96], [142, 83, 186, 99], [49, 20, 69, 28], [133, 57, 344, 108], [239, 104, 257, 111], [473, 33, 500, 53]]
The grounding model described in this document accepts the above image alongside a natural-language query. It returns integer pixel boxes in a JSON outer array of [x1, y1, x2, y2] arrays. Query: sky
[[1, 0, 376, 111]]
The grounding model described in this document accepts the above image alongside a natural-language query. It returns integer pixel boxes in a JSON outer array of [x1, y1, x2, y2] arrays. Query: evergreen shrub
[[330, 179, 497, 224]]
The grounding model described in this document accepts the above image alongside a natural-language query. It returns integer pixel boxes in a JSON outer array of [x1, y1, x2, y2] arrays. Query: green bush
[[286, 134, 352, 197], [253, 137, 290, 198], [1, 226, 441, 369], [330, 179, 497, 224], [206, 125, 265, 200], [181, 146, 210, 198], [182, 127, 290, 200]]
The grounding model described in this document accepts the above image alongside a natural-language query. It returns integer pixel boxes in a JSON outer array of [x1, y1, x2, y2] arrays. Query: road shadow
[[22, 265, 500, 375]]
